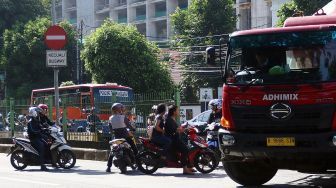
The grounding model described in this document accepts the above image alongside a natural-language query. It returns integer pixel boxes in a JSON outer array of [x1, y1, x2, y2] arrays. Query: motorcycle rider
[[164, 105, 194, 175], [106, 103, 138, 173], [27, 107, 49, 171], [38, 104, 53, 128], [151, 103, 171, 159], [207, 99, 222, 124]]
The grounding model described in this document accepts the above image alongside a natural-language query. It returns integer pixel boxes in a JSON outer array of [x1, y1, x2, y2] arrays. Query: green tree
[[81, 21, 173, 93], [277, 0, 330, 26], [0, 0, 49, 35], [171, 0, 235, 39], [1, 18, 77, 98]]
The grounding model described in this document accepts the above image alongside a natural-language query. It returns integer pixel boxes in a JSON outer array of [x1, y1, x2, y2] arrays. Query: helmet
[[151, 105, 157, 113], [38, 104, 48, 110], [209, 99, 222, 110], [28, 107, 42, 118], [111, 103, 124, 111]]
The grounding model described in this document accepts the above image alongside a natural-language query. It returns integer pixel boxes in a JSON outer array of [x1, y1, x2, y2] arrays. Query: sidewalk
[[0, 144, 109, 161]]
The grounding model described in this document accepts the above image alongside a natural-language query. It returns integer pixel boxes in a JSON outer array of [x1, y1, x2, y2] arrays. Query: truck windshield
[[226, 30, 336, 85]]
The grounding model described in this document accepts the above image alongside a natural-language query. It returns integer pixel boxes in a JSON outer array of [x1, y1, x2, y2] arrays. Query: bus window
[[81, 94, 91, 112]]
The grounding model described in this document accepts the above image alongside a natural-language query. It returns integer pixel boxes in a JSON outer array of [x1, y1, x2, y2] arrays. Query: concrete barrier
[[0, 144, 109, 161]]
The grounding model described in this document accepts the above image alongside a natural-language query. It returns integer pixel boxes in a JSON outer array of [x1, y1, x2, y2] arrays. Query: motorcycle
[[8, 126, 76, 170], [205, 123, 222, 166], [136, 127, 218, 174], [109, 138, 137, 174]]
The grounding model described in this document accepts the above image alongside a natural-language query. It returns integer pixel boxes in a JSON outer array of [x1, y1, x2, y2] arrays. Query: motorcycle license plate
[[266, 137, 295, 146]]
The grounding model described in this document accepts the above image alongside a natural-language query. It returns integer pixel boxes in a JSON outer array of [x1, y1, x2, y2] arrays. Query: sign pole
[[54, 68, 60, 126], [44, 25, 67, 126]]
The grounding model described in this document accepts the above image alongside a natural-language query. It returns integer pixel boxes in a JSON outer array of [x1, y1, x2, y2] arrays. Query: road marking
[[0, 177, 59, 186]]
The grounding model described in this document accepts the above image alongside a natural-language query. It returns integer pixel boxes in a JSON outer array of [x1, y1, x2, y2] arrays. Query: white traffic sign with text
[[46, 50, 67, 67]]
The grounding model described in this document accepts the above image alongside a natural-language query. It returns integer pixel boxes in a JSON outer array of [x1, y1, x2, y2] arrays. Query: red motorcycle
[[136, 127, 218, 174]]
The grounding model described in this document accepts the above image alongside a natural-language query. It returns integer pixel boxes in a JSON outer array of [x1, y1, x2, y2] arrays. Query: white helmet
[[209, 99, 222, 110], [28, 107, 43, 118]]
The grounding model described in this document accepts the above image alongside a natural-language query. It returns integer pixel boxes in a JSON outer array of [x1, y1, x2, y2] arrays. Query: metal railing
[[0, 89, 179, 144]]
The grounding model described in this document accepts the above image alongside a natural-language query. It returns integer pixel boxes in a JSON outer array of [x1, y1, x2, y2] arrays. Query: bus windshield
[[226, 30, 336, 85]]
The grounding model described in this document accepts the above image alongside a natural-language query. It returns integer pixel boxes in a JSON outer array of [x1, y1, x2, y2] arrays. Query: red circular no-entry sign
[[44, 25, 67, 50]]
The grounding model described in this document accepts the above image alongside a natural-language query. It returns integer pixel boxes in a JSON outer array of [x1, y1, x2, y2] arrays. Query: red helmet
[[38, 104, 48, 110]]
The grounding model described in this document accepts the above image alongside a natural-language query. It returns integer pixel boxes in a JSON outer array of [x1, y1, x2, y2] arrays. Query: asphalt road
[[0, 153, 336, 188]]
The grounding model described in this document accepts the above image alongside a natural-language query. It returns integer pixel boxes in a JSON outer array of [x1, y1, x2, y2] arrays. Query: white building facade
[[54, 0, 190, 41], [235, 0, 290, 30]]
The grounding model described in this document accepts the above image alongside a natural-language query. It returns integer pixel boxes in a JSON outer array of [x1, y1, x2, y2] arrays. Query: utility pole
[[76, 20, 84, 84], [80, 20, 84, 84], [51, 0, 56, 24]]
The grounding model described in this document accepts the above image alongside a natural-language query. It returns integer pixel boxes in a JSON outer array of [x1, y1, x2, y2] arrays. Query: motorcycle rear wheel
[[10, 150, 27, 170], [194, 151, 217, 174], [57, 150, 76, 169], [136, 151, 158, 174]]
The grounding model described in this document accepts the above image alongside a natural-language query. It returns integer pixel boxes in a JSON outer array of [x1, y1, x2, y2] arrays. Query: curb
[[0, 144, 109, 161]]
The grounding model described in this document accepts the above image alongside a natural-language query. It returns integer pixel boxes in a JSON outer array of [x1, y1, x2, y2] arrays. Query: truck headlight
[[222, 134, 235, 146]]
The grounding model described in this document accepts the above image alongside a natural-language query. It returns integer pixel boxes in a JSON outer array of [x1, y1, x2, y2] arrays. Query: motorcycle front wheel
[[194, 151, 217, 174], [136, 151, 158, 174], [10, 150, 27, 170], [57, 150, 76, 169]]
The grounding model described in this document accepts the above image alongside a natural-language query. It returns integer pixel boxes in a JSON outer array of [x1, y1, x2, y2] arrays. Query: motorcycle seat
[[16, 138, 31, 143], [109, 138, 126, 145], [139, 137, 163, 151]]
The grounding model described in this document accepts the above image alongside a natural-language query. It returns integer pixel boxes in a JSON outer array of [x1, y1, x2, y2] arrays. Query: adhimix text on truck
[[217, 11, 336, 186]]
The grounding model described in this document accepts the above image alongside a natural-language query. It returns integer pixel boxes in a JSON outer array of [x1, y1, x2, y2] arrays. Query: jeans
[[151, 135, 172, 157]]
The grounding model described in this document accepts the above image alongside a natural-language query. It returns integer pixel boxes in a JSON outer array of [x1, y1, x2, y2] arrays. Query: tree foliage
[[60, 81, 75, 87], [81, 21, 174, 93], [170, 0, 235, 102], [1, 18, 77, 98], [171, 0, 235, 39], [277, 0, 330, 26], [0, 0, 49, 35]]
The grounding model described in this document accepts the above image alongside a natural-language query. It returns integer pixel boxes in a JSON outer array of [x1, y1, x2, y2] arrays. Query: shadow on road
[[18, 165, 108, 176], [237, 174, 336, 188], [16, 165, 225, 178], [126, 170, 226, 179]]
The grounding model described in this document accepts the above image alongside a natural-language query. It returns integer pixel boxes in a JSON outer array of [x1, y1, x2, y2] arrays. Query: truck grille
[[230, 104, 334, 133]]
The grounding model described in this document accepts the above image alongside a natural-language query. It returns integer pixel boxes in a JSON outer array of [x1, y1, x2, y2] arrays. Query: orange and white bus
[[31, 83, 134, 120]]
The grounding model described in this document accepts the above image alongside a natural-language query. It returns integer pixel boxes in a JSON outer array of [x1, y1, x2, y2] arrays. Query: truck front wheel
[[223, 160, 277, 186]]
